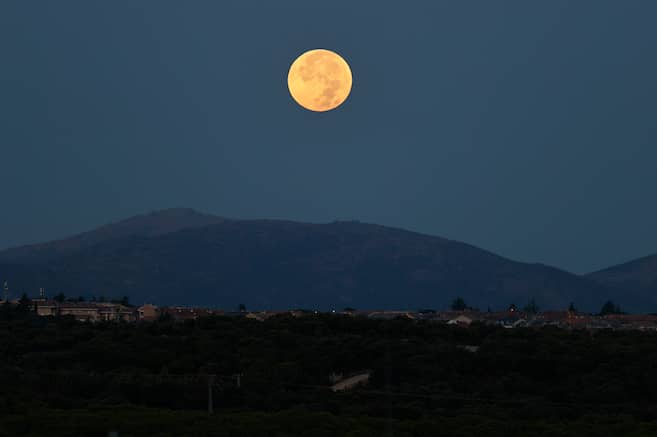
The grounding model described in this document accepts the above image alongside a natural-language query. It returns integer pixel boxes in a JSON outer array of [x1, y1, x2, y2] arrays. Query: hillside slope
[[588, 254, 657, 309], [0, 208, 226, 264], [0, 211, 619, 311]]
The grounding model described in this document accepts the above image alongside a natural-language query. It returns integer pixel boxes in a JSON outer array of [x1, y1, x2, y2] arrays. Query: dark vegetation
[[2, 307, 657, 436]]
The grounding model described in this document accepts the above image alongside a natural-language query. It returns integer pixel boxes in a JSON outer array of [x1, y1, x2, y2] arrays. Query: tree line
[[450, 296, 625, 315], [1, 307, 657, 435]]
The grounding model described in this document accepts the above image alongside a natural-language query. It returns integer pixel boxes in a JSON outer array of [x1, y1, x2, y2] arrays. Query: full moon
[[287, 49, 353, 112]]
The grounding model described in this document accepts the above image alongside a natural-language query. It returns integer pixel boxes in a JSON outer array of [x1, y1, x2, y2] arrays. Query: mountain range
[[0, 208, 654, 312]]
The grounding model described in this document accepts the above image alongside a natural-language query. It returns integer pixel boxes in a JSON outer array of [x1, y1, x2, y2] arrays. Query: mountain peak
[[100, 208, 226, 236], [0, 208, 226, 264]]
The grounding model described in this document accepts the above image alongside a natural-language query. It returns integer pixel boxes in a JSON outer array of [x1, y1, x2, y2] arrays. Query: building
[[137, 304, 160, 321], [447, 315, 473, 326], [34, 300, 137, 322]]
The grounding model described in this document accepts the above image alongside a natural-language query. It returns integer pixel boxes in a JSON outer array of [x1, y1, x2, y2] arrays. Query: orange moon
[[287, 49, 353, 112]]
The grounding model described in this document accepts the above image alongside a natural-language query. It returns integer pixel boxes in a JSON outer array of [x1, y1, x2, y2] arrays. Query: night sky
[[1, 1, 656, 274]]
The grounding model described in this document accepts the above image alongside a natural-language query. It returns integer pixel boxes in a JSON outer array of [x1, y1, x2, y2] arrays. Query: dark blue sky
[[1, 1, 656, 274]]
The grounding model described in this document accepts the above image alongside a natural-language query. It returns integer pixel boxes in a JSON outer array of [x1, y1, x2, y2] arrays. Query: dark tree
[[54, 293, 66, 303], [523, 298, 539, 314], [120, 296, 130, 306], [158, 312, 173, 322], [600, 300, 622, 315], [18, 293, 32, 312], [568, 302, 577, 313], [77, 296, 85, 302], [451, 297, 467, 311], [238, 303, 247, 313]]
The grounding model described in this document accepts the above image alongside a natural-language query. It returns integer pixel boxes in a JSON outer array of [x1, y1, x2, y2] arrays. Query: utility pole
[[3, 281, 8, 302], [207, 374, 216, 415]]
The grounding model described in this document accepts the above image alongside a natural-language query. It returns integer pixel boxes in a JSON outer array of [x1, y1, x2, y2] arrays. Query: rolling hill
[[588, 254, 657, 309], [0, 209, 626, 311], [0, 208, 225, 264]]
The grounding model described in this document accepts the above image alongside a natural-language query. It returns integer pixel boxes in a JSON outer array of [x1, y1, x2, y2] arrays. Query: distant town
[[2, 282, 656, 331]]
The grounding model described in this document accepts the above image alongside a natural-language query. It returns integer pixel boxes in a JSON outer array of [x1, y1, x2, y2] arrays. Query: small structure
[[245, 312, 267, 322], [367, 311, 415, 320], [137, 304, 160, 321], [512, 318, 527, 328], [447, 315, 473, 326], [330, 372, 370, 392]]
